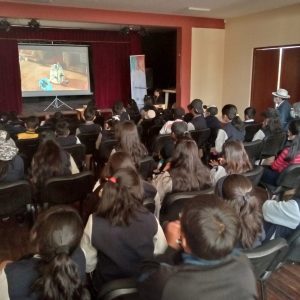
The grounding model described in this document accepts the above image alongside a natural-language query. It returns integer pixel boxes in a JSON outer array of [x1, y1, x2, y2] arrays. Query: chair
[[259, 132, 286, 164], [40, 171, 94, 214], [285, 229, 300, 263], [190, 128, 211, 149], [243, 238, 288, 300], [244, 123, 262, 142], [16, 138, 40, 173], [266, 164, 300, 199], [97, 278, 139, 300], [63, 144, 86, 171], [77, 132, 99, 155], [243, 140, 263, 164], [143, 197, 155, 214], [152, 134, 172, 157], [139, 156, 155, 179], [94, 139, 118, 169], [243, 165, 264, 186], [0, 180, 34, 223]]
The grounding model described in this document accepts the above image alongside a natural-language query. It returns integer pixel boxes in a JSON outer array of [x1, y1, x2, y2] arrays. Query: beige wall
[[190, 28, 225, 110], [223, 4, 300, 115]]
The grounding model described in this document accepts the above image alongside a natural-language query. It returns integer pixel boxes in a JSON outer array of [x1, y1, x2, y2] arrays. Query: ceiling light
[[188, 7, 211, 12]]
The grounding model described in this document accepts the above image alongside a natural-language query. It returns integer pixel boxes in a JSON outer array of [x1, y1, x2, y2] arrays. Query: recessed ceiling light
[[188, 7, 211, 12]]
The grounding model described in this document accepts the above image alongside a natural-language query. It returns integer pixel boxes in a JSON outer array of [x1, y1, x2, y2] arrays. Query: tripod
[[44, 95, 73, 111]]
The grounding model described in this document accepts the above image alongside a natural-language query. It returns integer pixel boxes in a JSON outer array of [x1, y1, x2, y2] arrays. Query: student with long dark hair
[[0, 206, 89, 299], [216, 174, 265, 249], [81, 168, 167, 290]]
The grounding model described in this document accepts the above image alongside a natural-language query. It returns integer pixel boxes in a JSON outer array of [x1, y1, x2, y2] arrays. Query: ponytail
[[231, 116, 245, 132]]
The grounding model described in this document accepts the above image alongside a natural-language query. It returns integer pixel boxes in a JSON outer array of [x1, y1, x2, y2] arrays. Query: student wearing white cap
[[272, 88, 292, 129]]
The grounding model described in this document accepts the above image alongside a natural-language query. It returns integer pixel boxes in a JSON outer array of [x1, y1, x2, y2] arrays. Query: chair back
[[276, 164, 300, 189], [139, 156, 155, 180], [285, 229, 300, 263], [244, 123, 262, 142], [143, 197, 155, 214], [152, 134, 172, 156], [77, 132, 99, 154], [63, 144, 86, 170], [190, 128, 211, 149], [95, 139, 118, 166], [0, 180, 32, 218], [243, 140, 263, 164], [97, 278, 139, 300], [243, 238, 288, 280], [16, 138, 40, 172], [243, 165, 264, 186], [41, 171, 94, 209], [260, 132, 286, 160]]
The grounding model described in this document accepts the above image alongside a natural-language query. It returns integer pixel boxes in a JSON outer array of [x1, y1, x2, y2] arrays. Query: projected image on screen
[[18, 44, 92, 97]]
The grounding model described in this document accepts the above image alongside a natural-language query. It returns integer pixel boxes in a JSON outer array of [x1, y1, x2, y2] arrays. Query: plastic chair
[[243, 140, 263, 164], [63, 144, 86, 171], [244, 123, 262, 142], [243, 165, 264, 186], [97, 278, 139, 300], [243, 238, 288, 300], [0, 180, 34, 224], [40, 171, 94, 215]]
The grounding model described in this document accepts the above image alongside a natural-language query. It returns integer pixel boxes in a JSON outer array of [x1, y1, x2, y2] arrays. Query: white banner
[[130, 55, 147, 109]]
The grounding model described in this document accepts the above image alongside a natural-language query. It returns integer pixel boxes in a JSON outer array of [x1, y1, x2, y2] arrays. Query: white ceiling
[[2, 0, 300, 19]]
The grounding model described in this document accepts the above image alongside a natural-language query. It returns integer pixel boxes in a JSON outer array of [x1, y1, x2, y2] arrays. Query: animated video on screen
[[18, 45, 91, 97]]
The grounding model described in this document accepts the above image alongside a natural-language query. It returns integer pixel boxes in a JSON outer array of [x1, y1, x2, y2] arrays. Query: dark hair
[[285, 119, 300, 161], [96, 168, 144, 226], [171, 121, 190, 140], [144, 95, 154, 106], [83, 108, 95, 121], [207, 106, 218, 116], [219, 174, 263, 249], [31, 206, 89, 300], [113, 101, 124, 115], [55, 120, 70, 137], [262, 111, 282, 136], [173, 107, 185, 120], [231, 116, 245, 132], [115, 121, 148, 167], [26, 116, 39, 130], [244, 107, 256, 119], [31, 139, 71, 188], [170, 139, 212, 192], [223, 140, 252, 174], [181, 195, 239, 260], [222, 104, 237, 120]]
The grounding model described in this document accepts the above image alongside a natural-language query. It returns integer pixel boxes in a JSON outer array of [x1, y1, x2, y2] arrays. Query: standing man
[[272, 88, 292, 129]]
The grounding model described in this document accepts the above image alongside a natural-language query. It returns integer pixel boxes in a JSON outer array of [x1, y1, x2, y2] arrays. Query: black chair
[[265, 164, 300, 200], [97, 278, 139, 300], [16, 138, 40, 173], [243, 238, 288, 300], [259, 132, 286, 164], [139, 156, 155, 180], [143, 197, 155, 214], [77, 132, 99, 155], [244, 123, 262, 142], [285, 229, 300, 263], [160, 188, 214, 223], [40, 171, 94, 215], [0, 180, 34, 223], [190, 128, 211, 149], [243, 165, 264, 186], [243, 140, 263, 164], [94, 139, 118, 169], [152, 134, 172, 157], [63, 144, 86, 171]]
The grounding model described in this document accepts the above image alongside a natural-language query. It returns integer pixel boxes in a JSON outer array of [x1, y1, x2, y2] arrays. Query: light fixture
[[28, 19, 40, 30], [120, 26, 147, 36], [188, 7, 211, 12], [0, 19, 11, 32]]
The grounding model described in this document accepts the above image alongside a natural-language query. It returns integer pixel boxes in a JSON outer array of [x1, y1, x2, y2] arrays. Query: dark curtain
[[0, 28, 142, 112], [0, 40, 22, 113]]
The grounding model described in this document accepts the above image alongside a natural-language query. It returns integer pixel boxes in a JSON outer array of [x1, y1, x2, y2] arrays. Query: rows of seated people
[[0, 94, 300, 299]]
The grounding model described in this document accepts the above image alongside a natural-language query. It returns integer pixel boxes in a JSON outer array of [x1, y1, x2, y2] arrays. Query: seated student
[[263, 182, 300, 240], [159, 107, 185, 135], [138, 195, 257, 300], [55, 120, 80, 147], [260, 119, 300, 186], [152, 139, 212, 215], [187, 99, 207, 131], [40, 111, 64, 130], [214, 104, 245, 153], [244, 107, 256, 124], [205, 105, 221, 129], [81, 168, 167, 290], [141, 95, 157, 113], [3, 111, 25, 137], [252, 108, 283, 141], [76, 107, 101, 135], [215, 174, 265, 249], [127, 99, 141, 123], [210, 140, 252, 185], [0, 206, 89, 300], [17, 116, 39, 140], [0, 130, 24, 183], [95, 118, 118, 150], [112, 101, 130, 122]]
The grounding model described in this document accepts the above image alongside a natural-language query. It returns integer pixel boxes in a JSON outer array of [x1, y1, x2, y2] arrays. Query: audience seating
[[243, 140, 264, 164], [0, 180, 34, 224], [77, 132, 99, 155], [152, 134, 172, 158], [244, 123, 262, 142], [139, 156, 155, 180], [142, 197, 155, 214], [243, 238, 288, 300], [94, 139, 118, 169], [259, 132, 286, 164], [243, 165, 264, 186], [63, 144, 86, 171], [285, 229, 300, 263], [40, 171, 94, 215], [97, 278, 139, 300], [190, 128, 211, 149]]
